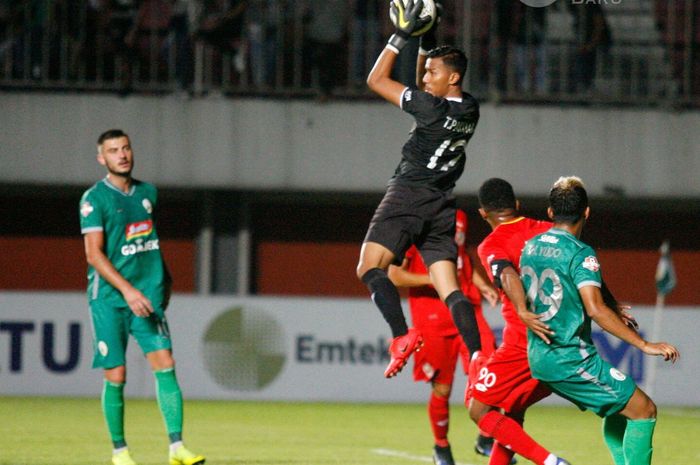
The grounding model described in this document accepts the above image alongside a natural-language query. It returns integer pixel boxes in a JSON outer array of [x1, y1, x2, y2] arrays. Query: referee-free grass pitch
[[0, 397, 697, 465]]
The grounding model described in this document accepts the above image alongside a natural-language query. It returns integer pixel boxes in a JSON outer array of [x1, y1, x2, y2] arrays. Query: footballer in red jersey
[[389, 209, 498, 460], [473, 216, 551, 409], [467, 178, 571, 465]]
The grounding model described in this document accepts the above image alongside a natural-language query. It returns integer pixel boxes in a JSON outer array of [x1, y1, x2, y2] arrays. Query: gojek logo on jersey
[[122, 219, 159, 256]]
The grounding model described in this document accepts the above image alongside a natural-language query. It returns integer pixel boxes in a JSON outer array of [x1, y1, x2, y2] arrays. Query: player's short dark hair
[[427, 45, 468, 85], [478, 178, 516, 211], [549, 176, 588, 224], [97, 129, 128, 145]]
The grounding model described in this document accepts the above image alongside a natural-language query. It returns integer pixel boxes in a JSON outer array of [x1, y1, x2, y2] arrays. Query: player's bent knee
[[104, 365, 126, 384], [643, 398, 657, 419], [432, 382, 451, 398], [635, 389, 657, 419], [623, 388, 657, 419], [468, 401, 489, 424]]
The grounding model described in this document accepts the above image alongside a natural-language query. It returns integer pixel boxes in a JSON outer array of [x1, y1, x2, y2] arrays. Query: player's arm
[[388, 258, 433, 288], [500, 264, 555, 343], [467, 247, 499, 307], [601, 280, 638, 331], [83, 231, 154, 317], [367, 49, 407, 106], [579, 286, 679, 362], [415, 1, 441, 90]]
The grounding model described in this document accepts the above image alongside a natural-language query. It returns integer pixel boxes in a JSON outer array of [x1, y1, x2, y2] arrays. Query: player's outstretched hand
[[642, 341, 680, 363], [390, 0, 430, 38], [517, 308, 555, 344]]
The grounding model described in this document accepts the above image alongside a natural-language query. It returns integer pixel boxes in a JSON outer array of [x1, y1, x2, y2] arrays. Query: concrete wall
[[2, 93, 698, 197]]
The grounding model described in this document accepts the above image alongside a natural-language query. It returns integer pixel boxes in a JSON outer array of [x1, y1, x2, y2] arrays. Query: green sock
[[603, 413, 627, 465], [623, 418, 656, 465], [102, 380, 126, 449], [154, 368, 183, 442]]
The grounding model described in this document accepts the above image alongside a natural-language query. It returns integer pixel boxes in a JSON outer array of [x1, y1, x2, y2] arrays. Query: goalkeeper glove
[[419, 1, 442, 55], [388, 0, 430, 53]]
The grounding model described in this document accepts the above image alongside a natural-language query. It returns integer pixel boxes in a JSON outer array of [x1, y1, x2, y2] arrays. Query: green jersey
[[519, 228, 602, 382], [79, 177, 166, 308]]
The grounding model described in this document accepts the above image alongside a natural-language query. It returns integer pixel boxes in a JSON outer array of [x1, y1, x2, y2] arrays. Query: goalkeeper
[[356, 0, 484, 381]]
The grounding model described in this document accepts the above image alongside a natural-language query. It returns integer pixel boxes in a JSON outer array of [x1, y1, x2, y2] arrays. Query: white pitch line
[[371, 448, 480, 465]]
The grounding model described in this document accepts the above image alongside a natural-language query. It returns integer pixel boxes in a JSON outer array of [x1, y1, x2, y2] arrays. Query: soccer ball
[[389, 0, 437, 37]]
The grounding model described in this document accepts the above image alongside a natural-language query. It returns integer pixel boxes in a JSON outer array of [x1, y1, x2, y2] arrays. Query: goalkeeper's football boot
[[432, 444, 455, 465], [384, 327, 423, 378], [111, 449, 137, 465], [169, 445, 205, 465]]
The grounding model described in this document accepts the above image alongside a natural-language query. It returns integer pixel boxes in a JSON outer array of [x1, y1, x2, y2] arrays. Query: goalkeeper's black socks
[[361, 267, 408, 338], [446, 290, 482, 354]]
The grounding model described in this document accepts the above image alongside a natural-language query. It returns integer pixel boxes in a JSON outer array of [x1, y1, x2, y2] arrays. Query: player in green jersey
[[79, 129, 205, 465], [519, 176, 680, 465]]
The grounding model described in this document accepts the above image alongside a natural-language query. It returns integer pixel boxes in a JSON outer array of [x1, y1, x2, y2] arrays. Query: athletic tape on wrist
[[387, 33, 407, 53]]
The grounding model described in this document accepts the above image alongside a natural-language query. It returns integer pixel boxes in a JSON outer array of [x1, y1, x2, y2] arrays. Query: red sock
[[477, 411, 549, 465], [429, 392, 450, 447], [489, 441, 516, 465]]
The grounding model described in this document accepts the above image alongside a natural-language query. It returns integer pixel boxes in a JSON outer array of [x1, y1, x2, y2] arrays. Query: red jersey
[[477, 217, 551, 349], [407, 210, 481, 337]]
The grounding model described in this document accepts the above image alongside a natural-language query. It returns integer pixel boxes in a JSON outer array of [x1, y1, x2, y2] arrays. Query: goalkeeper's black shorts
[[363, 183, 457, 267]]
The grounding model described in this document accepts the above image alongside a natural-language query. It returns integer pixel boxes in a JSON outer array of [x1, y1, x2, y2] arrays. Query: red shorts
[[467, 344, 551, 413], [413, 306, 497, 385], [413, 333, 468, 385]]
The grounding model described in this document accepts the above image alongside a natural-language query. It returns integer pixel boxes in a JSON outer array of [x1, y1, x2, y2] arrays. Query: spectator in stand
[[469, 0, 493, 96], [196, 0, 247, 77], [0, 1, 21, 78], [90, 0, 138, 91], [567, 2, 611, 94], [171, 0, 194, 91], [303, 0, 349, 100], [247, 0, 280, 88], [125, 0, 173, 82], [349, 0, 382, 88], [654, 0, 700, 98], [513, 3, 547, 95]]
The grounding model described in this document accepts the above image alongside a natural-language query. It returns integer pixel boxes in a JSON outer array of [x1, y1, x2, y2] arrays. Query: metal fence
[[0, 0, 698, 106]]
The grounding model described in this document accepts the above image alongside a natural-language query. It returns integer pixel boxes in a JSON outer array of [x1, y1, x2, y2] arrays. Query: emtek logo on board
[[296, 335, 390, 365], [202, 308, 286, 391]]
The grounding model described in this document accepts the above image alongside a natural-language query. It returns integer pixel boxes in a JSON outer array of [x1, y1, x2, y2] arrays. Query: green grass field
[[0, 397, 697, 465]]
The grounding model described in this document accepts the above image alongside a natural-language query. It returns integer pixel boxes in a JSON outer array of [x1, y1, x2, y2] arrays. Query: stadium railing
[[0, 0, 697, 107]]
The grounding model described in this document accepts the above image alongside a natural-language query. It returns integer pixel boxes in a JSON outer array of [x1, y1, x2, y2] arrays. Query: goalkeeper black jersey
[[389, 88, 479, 191]]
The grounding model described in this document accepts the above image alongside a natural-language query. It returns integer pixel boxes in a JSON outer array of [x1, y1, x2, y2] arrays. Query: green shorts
[[544, 355, 636, 418], [89, 300, 172, 369]]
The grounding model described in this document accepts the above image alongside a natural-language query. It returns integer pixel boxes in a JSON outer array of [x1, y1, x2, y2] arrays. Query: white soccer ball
[[389, 0, 437, 37]]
